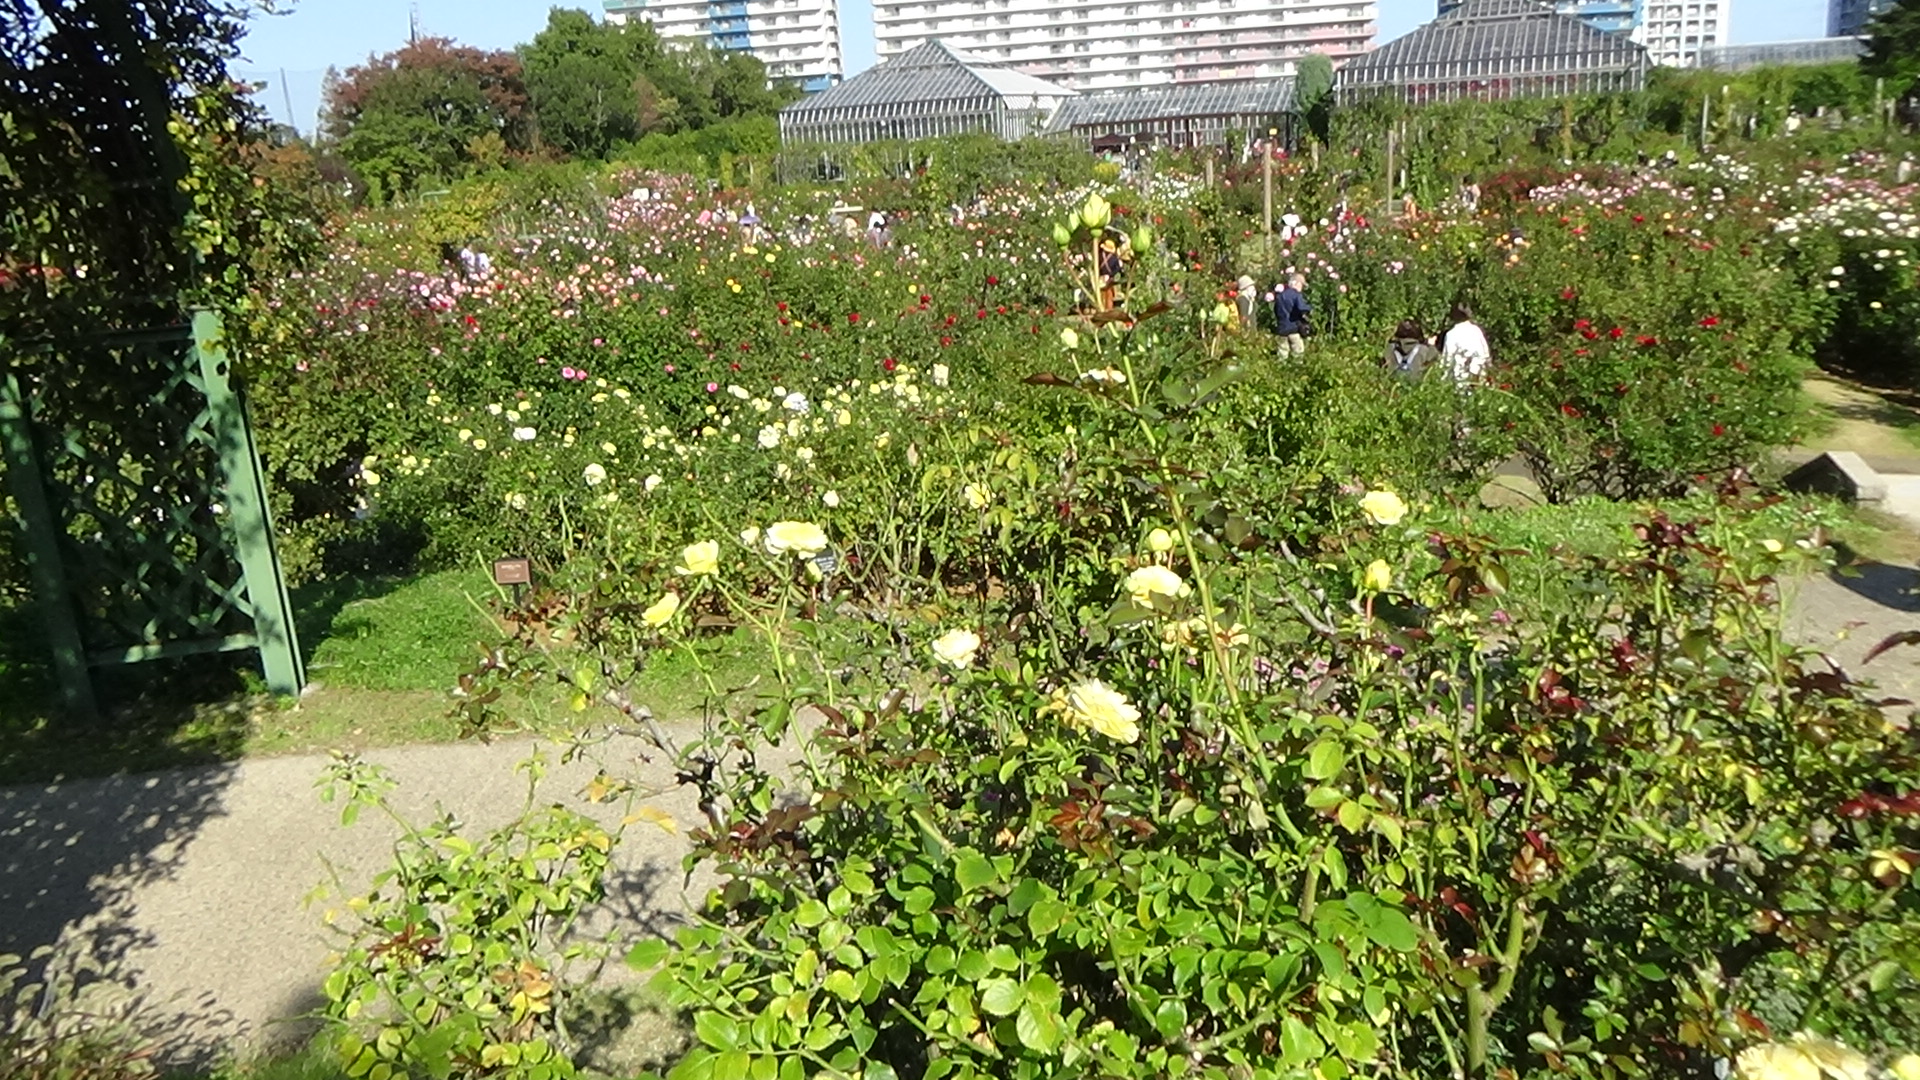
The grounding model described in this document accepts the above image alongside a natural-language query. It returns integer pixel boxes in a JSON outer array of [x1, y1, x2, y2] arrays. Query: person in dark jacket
[[1272, 274, 1310, 357], [1384, 319, 1438, 381]]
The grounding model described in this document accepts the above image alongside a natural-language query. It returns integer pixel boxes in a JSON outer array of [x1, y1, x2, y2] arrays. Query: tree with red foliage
[[320, 37, 532, 201]]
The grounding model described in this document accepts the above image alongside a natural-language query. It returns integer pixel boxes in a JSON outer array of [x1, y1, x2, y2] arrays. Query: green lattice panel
[[20, 325, 255, 658]]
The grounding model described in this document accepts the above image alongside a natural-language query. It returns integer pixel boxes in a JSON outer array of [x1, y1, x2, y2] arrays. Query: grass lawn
[[0, 566, 768, 784]]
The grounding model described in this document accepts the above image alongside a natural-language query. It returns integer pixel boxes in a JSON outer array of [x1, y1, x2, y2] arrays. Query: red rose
[[848, 312, 861, 324], [1608, 327, 1624, 340], [1636, 335, 1659, 347], [1699, 316, 1720, 327], [1712, 424, 1725, 436], [1561, 404, 1582, 417]]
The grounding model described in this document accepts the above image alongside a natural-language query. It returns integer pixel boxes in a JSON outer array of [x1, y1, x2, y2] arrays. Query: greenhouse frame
[[778, 39, 1076, 145], [1696, 37, 1867, 71], [1045, 81, 1298, 150], [1336, 0, 1651, 106]]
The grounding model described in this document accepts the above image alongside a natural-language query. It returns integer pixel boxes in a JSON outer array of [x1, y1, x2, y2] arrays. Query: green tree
[[1296, 53, 1335, 143], [321, 38, 531, 199], [520, 8, 661, 159], [1865, 0, 1920, 99]]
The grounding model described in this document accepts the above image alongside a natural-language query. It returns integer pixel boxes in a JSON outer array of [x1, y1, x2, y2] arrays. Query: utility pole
[[279, 68, 296, 135]]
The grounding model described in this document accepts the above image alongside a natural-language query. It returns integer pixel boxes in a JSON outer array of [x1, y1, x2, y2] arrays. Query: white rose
[[931, 628, 981, 670]]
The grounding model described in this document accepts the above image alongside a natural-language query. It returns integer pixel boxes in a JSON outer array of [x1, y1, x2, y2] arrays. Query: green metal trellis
[[0, 1, 304, 718], [1, 313, 303, 718]]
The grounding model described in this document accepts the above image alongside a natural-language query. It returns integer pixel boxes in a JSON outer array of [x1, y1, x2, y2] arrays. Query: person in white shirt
[[1438, 303, 1491, 382]]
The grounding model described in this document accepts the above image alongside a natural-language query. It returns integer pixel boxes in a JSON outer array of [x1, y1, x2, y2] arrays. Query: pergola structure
[[1336, 0, 1650, 106], [779, 39, 1075, 145], [1045, 80, 1298, 150]]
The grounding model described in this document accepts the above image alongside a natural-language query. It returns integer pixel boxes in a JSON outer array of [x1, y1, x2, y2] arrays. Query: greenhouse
[[778, 39, 1076, 145], [1697, 37, 1868, 71], [1336, 0, 1651, 106], [1045, 80, 1298, 150]]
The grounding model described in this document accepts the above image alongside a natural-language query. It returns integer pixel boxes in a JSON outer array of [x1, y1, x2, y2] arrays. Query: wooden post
[[1385, 125, 1396, 218], [1205, 154, 1215, 188], [1262, 135, 1274, 236], [1699, 94, 1710, 147]]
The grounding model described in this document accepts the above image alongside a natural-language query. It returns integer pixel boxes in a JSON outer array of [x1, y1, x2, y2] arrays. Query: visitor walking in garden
[[1272, 273, 1310, 357], [1384, 319, 1437, 381], [1235, 275, 1259, 326], [1437, 303, 1491, 382]]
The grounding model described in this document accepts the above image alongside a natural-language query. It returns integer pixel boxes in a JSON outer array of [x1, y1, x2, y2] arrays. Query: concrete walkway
[[0, 723, 745, 1068]]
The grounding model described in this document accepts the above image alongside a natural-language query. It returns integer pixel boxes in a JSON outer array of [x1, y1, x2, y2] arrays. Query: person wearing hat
[[1234, 275, 1259, 326]]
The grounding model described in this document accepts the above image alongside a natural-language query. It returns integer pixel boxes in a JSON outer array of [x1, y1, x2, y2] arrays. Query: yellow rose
[[1125, 565, 1188, 604], [763, 520, 829, 557], [1890, 1053, 1920, 1080], [1147, 527, 1175, 554], [964, 483, 992, 510], [931, 628, 982, 670], [1359, 489, 1408, 526], [583, 463, 608, 487], [1796, 1035, 1871, 1080], [1364, 559, 1394, 592], [1736, 1043, 1821, 1080], [1060, 327, 1080, 350], [676, 540, 719, 576], [642, 592, 681, 627], [1066, 679, 1140, 744]]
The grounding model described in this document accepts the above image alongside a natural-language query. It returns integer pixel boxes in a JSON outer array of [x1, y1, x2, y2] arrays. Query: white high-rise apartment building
[[604, 0, 844, 90], [1631, 0, 1726, 66], [871, 0, 1377, 93]]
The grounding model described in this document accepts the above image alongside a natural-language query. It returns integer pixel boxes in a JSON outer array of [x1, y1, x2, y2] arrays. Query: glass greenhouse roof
[[1046, 80, 1297, 132], [1340, 0, 1649, 87], [782, 40, 1074, 119]]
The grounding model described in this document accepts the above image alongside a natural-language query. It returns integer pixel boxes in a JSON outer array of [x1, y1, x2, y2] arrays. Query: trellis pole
[[0, 374, 98, 719]]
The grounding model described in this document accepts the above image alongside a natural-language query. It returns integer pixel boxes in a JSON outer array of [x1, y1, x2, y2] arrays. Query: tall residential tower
[[604, 0, 844, 90], [870, 0, 1377, 93]]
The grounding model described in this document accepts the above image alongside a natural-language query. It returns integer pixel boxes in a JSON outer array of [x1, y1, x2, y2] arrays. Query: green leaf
[[926, 945, 956, 974], [1153, 999, 1188, 1042], [987, 944, 1020, 970], [1868, 959, 1902, 993], [1305, 739, 1345, 780], [696, 1012, 740, 1050], [955, 852, 997, 893], [627, 939, 670, 971], [956, 950, 991, 981], [1016, 1002, 1063, 1054], [1364, 906, 1419, 952], [1024, 973, 1062, 1010], [980, 977, 1024, 1016], [823, 970, 858, 1001], [1336, 800, 1370, 833]]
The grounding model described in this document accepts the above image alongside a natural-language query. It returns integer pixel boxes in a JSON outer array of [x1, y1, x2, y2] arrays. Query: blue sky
[[237, 0, 1827, 133]]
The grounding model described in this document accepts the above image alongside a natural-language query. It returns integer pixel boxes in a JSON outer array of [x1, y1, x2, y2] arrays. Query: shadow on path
[[0, 760, 246, 1064], [1828, 561, 1920, 614]]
